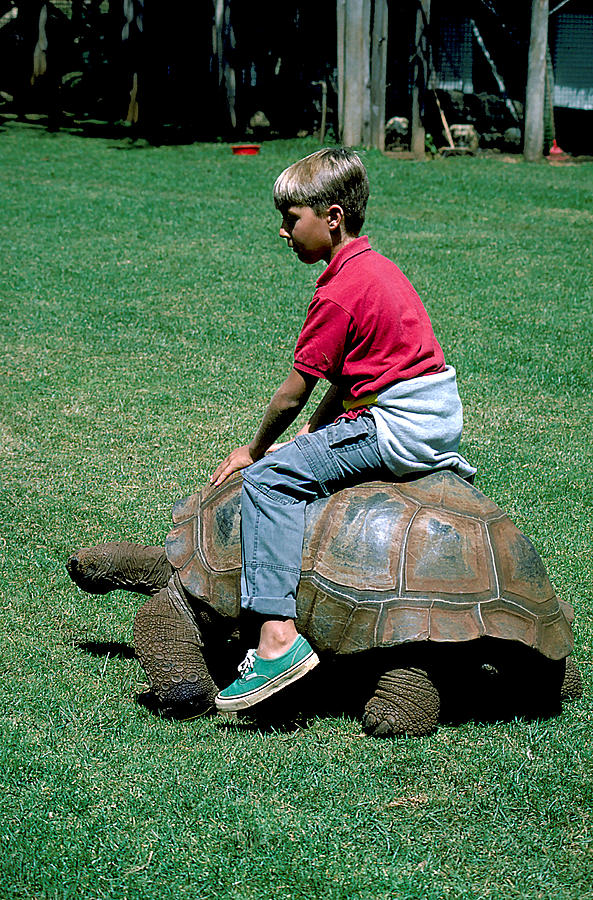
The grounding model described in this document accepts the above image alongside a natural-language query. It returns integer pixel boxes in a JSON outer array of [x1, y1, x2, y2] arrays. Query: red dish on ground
[[231, 144, 261, 155]]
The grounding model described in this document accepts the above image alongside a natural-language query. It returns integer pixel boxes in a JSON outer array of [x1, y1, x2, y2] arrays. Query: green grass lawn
[[1, 122, 592, 900]]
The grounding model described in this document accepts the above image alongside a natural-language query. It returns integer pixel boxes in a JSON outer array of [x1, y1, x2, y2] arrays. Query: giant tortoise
[[67, 470, 582, 736]]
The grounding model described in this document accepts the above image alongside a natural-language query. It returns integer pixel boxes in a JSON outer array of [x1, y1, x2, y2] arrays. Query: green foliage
[[0, 124, 592, 899]]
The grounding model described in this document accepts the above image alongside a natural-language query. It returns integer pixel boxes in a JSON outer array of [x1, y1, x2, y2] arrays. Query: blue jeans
[[240, 415, 389, 619]]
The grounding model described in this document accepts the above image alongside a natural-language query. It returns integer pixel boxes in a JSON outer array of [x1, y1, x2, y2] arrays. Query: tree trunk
[[213, 0, 236, 131], [338, 0, 386, 149], [342, 0, 365, 146], [361, 0, 372, 146], [336, 0, 345, 136], [370, 0, 388, 151], [411, 0, 431, 160], [524, 0, 549, 161]]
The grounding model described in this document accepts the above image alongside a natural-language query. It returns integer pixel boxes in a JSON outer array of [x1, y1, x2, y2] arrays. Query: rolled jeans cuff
[[240, 594, 297, 619]]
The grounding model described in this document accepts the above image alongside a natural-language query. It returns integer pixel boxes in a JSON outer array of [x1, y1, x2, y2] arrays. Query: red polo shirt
[[293, 236, 445, 399]]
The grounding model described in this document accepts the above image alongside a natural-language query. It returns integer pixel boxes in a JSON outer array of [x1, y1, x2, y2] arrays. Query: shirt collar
[[316, 235, 371, 287]]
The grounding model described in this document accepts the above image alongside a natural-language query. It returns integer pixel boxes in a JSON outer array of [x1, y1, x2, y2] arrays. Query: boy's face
[[278, 205, 334, 264]]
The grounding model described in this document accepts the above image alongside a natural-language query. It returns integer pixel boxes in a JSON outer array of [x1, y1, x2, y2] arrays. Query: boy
[[211, 148, 475, 712]]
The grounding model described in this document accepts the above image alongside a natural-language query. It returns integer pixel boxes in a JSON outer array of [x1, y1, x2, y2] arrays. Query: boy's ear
[[327, 204, 345, 231]]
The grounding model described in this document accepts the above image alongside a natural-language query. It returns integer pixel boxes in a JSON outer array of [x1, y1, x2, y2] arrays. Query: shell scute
[[379, 601, 430, 646], [488, 517, 555, 604], [165, 519, 197, 572], [302, 591, 356, 653], [208, 574, 241, 618], [427, 600, 484, 642], [171, 492, 200, 525], [538, 614, 574, 660], [480, 598, 539, 649], [396, 471, 502, 520], [311, 487, 411, 591], [301, 495, 332, 570], [175, 563, 209, 605], [201, 479, 241, 574], [339, 601, 383, 653], [404, 510, 493, 598]]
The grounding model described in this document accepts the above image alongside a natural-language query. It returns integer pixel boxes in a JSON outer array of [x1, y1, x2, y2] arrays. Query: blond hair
[[273, 148, 369, 235]]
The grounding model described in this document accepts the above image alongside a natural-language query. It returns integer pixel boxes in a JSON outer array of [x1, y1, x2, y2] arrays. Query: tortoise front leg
[[362, 667, 440, 737], [67, 542, 173, 595], [133, 582, 219, 715]]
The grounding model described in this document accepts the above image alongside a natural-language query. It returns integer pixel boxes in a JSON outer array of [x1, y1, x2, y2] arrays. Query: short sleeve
[[293, 296, 352, 379]]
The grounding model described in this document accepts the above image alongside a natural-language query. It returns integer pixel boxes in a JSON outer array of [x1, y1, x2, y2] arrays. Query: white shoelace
[[237, 649, 257, 678]]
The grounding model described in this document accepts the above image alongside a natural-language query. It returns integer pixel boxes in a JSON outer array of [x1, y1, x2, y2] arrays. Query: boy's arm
[[266, 384, 344, 453], [210, 368, 318, 486], [265, 383, 346, 451], [297, 383, 345, 434]]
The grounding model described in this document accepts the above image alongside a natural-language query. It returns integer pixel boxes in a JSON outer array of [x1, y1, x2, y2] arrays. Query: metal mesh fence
[[51, 0, 72, 16], [551, 12, 593, 110], [432, 16, 474, 94]]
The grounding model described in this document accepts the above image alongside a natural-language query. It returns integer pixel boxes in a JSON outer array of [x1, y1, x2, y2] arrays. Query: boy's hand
[[210, 444, 259, 487]]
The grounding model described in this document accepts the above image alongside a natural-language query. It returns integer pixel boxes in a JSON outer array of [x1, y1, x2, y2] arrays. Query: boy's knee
[[242, 457, 281, 500], [242, 444, 320, 505], [244, 456, 273, 484]]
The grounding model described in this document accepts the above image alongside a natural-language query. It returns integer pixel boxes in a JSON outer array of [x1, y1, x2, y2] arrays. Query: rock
[[503, 127, 522, 147], [450, 123, 479, 152], [385, 116, 409, 149], [249, 110, 270, 129]]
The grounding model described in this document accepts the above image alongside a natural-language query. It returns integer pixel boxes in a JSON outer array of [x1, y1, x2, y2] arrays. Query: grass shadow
[[134, 688, 219, 722], [77, 640, 136, 660]]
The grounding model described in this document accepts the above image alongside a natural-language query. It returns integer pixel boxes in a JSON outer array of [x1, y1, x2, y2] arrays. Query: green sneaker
[[215, 635, 319, 712]]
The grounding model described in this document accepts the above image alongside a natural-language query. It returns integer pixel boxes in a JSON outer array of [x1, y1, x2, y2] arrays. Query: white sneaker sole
[[215, 651, 320, 712]]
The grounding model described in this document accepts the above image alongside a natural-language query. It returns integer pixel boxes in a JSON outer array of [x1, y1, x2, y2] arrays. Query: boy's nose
[[279, 224, 289, 239]]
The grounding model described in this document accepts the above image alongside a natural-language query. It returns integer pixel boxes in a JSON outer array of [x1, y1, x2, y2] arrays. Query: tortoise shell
[[165, 470, 574, 660]]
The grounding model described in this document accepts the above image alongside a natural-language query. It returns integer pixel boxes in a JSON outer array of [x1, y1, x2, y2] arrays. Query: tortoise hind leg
[[67, 542, 172, 595], [561, 656, 583, 701], [362, 667, 440, 737]]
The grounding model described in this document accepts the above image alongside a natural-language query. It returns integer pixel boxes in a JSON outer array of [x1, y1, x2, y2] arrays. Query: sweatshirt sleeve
[[293, 296, 352, 379]]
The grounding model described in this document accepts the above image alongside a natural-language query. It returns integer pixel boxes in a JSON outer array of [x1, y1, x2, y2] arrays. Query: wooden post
[[338, 0, 385, 149], [342, 0, 365, 146], [336, 0, 345, 137], [361, 0, 371, 146], [370, 0, 388, 151], [524, 0, 549, 161], [411, 0, 430, 160], [213, 0, 237, 130], [319, 80, 328, 143], [31, 2, 48, 84]]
